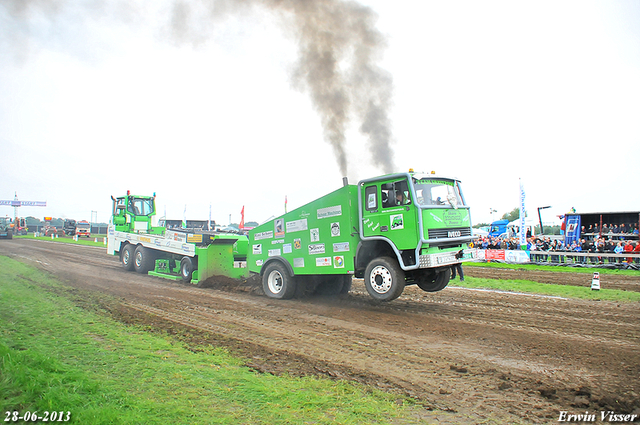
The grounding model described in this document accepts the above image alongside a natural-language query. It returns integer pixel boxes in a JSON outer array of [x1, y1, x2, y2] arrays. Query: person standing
[[624, 241, 634, 264], [451, 263, 464, 281]]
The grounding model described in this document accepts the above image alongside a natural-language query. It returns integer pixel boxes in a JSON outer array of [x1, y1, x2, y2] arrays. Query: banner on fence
[[482, 249, 531, 263]]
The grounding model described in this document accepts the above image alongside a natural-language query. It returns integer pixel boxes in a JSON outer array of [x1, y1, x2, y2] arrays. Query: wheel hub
[[369, 265, 392, 294], [267, 271, 283, 294]]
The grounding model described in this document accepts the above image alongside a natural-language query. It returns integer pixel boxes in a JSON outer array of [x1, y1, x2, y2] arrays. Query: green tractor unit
[[0, 217, 13, 239], [248, 170, 476, 302], [107, 192, 248, 284], [108, 170, 476, 303]]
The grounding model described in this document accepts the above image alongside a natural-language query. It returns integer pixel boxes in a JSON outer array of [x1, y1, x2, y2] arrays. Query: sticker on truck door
[[390, 214, 404, 230]]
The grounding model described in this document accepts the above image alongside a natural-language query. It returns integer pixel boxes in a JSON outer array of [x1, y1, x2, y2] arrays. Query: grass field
[[464, 260, 640, 276], [16, 234, 107, 247], [0, 257, 418, 424], [448, 277, 640, 302]]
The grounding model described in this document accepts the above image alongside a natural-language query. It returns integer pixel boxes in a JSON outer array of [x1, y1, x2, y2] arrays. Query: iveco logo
[[447, 230, 461, 238]]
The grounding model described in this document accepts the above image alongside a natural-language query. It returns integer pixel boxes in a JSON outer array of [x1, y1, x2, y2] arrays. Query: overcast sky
[[1, 0, 639, 227]]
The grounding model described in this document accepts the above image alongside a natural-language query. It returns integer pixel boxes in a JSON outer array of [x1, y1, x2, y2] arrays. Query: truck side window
[[382, 180, 410, 208], [365, 186, 378, 211]]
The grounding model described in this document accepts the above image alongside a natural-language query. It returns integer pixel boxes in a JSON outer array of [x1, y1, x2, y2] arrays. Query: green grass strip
[[465, 260, 640, 276], [450, 277, 640, 302], [16, 234, 106, 247], [0, 256, 414, 424]]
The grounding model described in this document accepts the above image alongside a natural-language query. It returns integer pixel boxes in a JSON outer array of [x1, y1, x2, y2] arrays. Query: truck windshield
[[127, 197, 155, 216], [413, 179, 465, 208]]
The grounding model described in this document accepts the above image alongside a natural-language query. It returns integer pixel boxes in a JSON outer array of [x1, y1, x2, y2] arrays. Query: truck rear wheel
[[133, 246, 155, 274], [180, 257, 194, 282], [364, 257, 405, 302], [417, 268, 451, 292], [121, 244, 135, 271], [262, 262, 296, 300]]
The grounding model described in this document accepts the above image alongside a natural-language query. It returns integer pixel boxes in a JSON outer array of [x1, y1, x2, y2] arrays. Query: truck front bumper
[[419, 248, 477, 268]]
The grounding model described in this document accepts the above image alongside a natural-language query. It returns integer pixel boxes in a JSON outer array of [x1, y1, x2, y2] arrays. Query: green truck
[[107, 171, 476, 302], [249, 171, 476, 301]]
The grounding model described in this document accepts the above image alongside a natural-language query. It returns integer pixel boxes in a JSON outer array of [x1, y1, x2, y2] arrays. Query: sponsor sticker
[[253, 244, 262, 255], [316, 257, 332, 266], [330, 222, 340, 237], [390, 214, 404, 230], [254, 231, 273, 241], [317, 205, 342, 219], [283, 243, 292, 254], [310, 228, 320, 242], [308, 243, 325, 255], [367, 193, 376, 209], [268, 249, 281, 257], [333, 242, 350, 252], [294, 238, 302, 249], [293, 258, 305, 268], [274, 218, 284, 238], [334, 256, 344, 268], [286, 218, 308, 233]]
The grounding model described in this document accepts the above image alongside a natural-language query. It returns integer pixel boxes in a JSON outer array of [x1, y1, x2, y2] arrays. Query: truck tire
[[340, 275, 353, 294], [180, 257, 194, 282], [262, 262, 296, 300], [315, 276, 344, 296], [417, 268, 451, 292], [314, 275, 352, 295], [133, 246, 155, 274], [121, 244, 135, 271], [364, 257, 405, 302]]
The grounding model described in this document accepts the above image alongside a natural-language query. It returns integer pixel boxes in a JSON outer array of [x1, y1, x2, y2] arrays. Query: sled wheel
[[121, 244, 136, 271], [180, 257, 194, 282], [133, 246, 155, 274]]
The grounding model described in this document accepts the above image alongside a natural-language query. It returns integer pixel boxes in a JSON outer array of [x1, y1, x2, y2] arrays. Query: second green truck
[[108, 170, 476, 302]]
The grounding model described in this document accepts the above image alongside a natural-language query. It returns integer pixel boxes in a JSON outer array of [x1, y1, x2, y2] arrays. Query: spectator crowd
[[474, 221, 640, 265]]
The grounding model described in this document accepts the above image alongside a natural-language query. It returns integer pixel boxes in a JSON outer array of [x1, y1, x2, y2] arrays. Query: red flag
[[240, 206, 245, 229]]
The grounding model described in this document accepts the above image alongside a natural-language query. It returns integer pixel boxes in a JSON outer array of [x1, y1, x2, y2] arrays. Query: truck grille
[[428, 227, 472, 240]]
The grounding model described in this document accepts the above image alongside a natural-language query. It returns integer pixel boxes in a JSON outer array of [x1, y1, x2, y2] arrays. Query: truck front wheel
[[262, 262, 296, 300], [121, 244, 135, 271], [416, 268, 451, 292], [364, 257, 405, 302]]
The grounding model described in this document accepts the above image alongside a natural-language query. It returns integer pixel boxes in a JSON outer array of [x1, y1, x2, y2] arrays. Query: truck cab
[[357, 171, 474, 296], [76, 220, 91, 237], [111, 193, 162, 235]]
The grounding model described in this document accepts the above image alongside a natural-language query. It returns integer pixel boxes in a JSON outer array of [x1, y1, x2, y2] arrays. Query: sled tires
[[121, 244, 136, 271], [180, 257, 194, 282], [133, 246, 155, 274]]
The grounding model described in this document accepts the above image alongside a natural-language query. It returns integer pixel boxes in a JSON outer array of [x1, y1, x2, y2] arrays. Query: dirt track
[[2, 239, 639, 424]]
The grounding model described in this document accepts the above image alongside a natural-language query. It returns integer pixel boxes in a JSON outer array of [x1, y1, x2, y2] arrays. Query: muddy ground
[[1, 239, 639, 424]]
